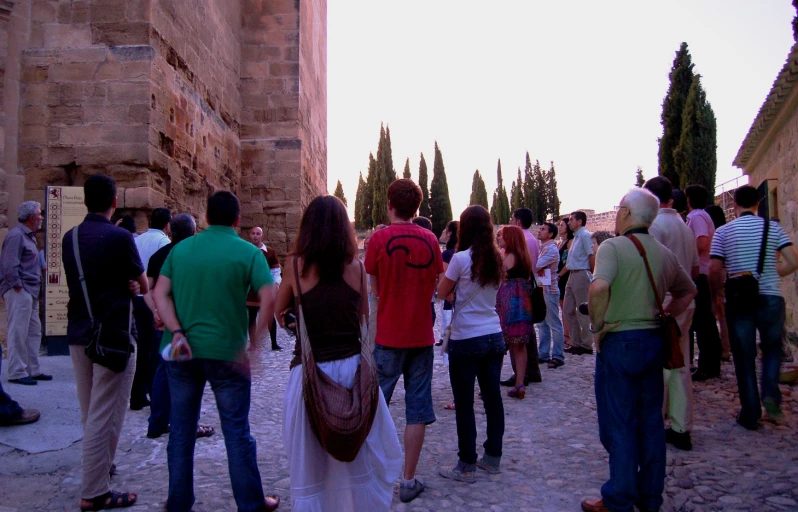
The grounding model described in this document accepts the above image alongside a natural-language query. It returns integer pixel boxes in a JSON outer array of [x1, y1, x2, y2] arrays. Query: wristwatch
[[589, 323, 605, 333], [173, 329, 186, 336]]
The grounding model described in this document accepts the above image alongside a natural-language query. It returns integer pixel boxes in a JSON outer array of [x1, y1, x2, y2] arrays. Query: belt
[[729, 272, 754, 279]]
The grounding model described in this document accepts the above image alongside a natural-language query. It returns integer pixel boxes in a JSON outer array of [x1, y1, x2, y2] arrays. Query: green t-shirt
[[159, 225, 273, 362], [593, 233, 695, 333]]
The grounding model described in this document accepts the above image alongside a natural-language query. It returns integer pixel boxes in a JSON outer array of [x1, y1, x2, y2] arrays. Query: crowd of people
[[1, 172, 797, 512]]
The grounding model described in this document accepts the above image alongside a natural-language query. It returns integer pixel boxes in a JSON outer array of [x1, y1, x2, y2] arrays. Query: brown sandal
[[80, 491, 137, 511]]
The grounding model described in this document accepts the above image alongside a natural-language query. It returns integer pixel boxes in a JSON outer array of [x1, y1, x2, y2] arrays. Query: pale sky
[[327, 0, 795, 219]]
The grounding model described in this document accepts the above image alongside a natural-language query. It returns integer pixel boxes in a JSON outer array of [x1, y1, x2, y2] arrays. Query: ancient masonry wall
[[0, 0, 327, 256], [744, 86, 798, 343]]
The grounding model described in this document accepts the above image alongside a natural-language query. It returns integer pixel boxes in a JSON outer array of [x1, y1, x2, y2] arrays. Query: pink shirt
[[687, 209, 715, 275], [523, 229, 540, 271]]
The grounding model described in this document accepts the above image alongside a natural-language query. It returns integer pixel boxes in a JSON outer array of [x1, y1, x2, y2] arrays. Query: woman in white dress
[[276, 195, 402, 511]]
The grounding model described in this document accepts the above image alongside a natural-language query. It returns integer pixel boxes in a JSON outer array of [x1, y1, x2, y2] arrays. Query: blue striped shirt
[[710, 212, 793, 297]]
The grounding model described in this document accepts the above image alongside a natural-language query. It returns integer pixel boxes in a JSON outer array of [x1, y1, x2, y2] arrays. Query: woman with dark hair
[[704, 204, 731, 361], [439, 220, 459, 410], [276, 195, 401, 511], [557, 217, 574, 348], [437, 205, 505, 482], [495, 225, 534, 398]]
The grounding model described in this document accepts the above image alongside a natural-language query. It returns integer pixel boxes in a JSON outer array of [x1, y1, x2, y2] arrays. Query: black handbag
[[73, 225, 135, 373], [725, 217, 768, 306], [529, 275, 547, 324]]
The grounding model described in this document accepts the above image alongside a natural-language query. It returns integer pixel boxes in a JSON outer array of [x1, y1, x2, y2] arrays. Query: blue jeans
[[538, 292, 565, 362], [726, 294, 785, 424], [373, 344, 436, 424], [448, 333, 505, 465], [166, 359, 265, 512], [0, 348, 23, 423], [148, 331, 170, 435], [595, 329, 665, 512]]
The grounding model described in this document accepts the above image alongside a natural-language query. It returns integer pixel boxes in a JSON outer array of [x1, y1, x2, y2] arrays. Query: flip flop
[[443, 403, 456, 410], [80, 491, 137, 511], [265, 495, 280, 511]]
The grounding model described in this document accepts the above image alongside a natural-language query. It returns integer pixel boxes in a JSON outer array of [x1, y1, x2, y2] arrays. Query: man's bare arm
[[588, 278, 610, 329], [777, 245, 798, 277]]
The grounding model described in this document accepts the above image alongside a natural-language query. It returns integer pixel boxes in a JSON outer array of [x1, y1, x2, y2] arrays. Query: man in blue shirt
[[562, 211, 595, 355]]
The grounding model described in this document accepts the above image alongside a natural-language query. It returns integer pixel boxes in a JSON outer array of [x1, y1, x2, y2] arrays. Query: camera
[[578, 302, 589, 315]]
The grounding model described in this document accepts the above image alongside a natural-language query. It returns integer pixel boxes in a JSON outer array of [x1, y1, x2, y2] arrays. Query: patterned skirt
[[496, 278, 534, 345]]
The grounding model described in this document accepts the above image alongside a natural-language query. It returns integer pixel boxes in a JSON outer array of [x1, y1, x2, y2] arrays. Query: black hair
[[84, 174, 117, 213], [671, 189, 687, 213], [571, 211, 587, 227], [644, 176, 673, 204], [704, 204, 726, 229], [543, 222, 558, 237], [411, 216, 432, 231], [685, 184, 709, 210], [207, 191, 240, 226], [734, 185, 759, 209], [445, 220, 459, 250], [512, 208, 534, 229], [118, 215, 136, 234], [150, 208, 171, 230]]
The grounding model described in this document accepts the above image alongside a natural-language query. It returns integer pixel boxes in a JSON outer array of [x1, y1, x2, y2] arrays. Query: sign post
[[44, 186, 87, 355]]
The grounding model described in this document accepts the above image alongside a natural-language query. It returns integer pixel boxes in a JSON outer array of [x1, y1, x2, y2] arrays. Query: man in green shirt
[[153, 191, 279, 512], [581, 188, 696, 512]]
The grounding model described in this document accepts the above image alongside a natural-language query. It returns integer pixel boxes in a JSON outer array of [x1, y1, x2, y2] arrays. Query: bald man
[[247, 227, 281, 350]]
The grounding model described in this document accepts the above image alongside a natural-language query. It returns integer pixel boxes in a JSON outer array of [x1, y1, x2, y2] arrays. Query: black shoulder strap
[[757, 217, 769, 278]]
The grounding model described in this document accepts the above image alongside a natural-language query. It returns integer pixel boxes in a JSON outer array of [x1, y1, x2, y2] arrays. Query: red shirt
[[365, 224, 444, 348]]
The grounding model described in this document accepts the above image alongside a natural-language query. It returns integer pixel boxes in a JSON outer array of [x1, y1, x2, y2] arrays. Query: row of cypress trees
[[351, 125, 454, 236]]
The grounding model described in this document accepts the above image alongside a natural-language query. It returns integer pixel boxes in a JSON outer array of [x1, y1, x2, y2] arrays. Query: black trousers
[[131, 295, 155, 406], [248, 306, 278, 348], [691, 274, 721, 376]]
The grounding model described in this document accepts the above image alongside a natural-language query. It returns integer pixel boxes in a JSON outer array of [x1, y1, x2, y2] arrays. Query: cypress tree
[[470, 170, 489, 209], [533, 159, 547, 223], [372, 125, 390, 226], [635, 167, 645, 187], [658, 42, 694, 188], [490, 159, 510, 225], [333, 180, 348, 207], [354, 172, 366, 230], [429, 141, 453, 236], [523, 152, 536, 216], [418, 153, 431, 218], [360, 153, 376, 229], [384, 126, 396, 181], [546, 161, 560, 219], [511, 167, 524, 211], [675, 75, 717, 192], [403, 158, 411, 179]]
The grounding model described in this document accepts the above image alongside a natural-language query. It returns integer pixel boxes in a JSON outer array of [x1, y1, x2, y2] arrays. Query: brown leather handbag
[[626, 234, 684, 370]]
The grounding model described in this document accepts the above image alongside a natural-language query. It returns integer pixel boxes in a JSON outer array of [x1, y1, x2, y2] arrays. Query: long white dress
[[282, 354, 403, 511]]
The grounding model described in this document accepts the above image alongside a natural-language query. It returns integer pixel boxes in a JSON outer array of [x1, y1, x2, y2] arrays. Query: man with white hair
[[582, 188, 697, 512], [0, 201, 51, 385]]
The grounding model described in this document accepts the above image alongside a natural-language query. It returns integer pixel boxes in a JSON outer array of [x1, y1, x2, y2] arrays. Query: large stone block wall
[[744, 85, 798, 343], [0, 0, 327, 254]]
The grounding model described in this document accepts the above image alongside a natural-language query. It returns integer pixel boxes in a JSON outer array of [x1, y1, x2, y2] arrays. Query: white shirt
[[445, 249, 502, 340], [650, 208, 698, 309], [256, 243, 282, 285], [135, 229, 170, 272]]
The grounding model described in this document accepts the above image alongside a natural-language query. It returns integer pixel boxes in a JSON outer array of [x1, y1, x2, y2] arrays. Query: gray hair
[[170, 213, 197, 243], [17, 201, 41, 222], [621, 188, 659, 228]]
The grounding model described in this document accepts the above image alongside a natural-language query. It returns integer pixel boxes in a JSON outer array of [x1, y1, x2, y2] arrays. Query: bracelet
[[589, 323, 605, 333], [173, 329, 186, 336]]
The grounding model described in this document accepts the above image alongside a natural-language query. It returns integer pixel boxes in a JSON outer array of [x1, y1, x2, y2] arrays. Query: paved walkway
[[2, 326, 798, 511]]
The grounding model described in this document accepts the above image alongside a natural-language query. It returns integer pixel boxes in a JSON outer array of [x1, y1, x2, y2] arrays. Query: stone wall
[[0, 0, 327, 256], [742, 82, 798, 343]]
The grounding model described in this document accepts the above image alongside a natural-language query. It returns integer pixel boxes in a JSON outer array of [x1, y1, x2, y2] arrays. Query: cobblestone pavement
[[4, 324, 798, 511]]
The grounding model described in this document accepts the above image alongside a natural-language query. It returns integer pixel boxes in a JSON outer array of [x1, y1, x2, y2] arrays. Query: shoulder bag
[[529, 274, 547, 324], [725, 217, 768, 307], [73, 225, 135, 373], [626, 234, 684, 370], [294, 257, 378, 463]]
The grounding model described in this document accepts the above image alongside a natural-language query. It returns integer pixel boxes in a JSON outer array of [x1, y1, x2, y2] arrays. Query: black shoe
[[435, 340, 443, 346], [271, 345, 283, 351], [665, 428, 692, 451], [691, 371, 719, 382], [564, 346, 580, 355], [548, 359, 564, 369], [8, 377, 37, 386], [500, 376, 516, 387], [146, 427, 170, 439], [538, 358, 551, 364], [31, 373, 53, 381], [736, 414, 759, 431], [524, 375, 542, 385]]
